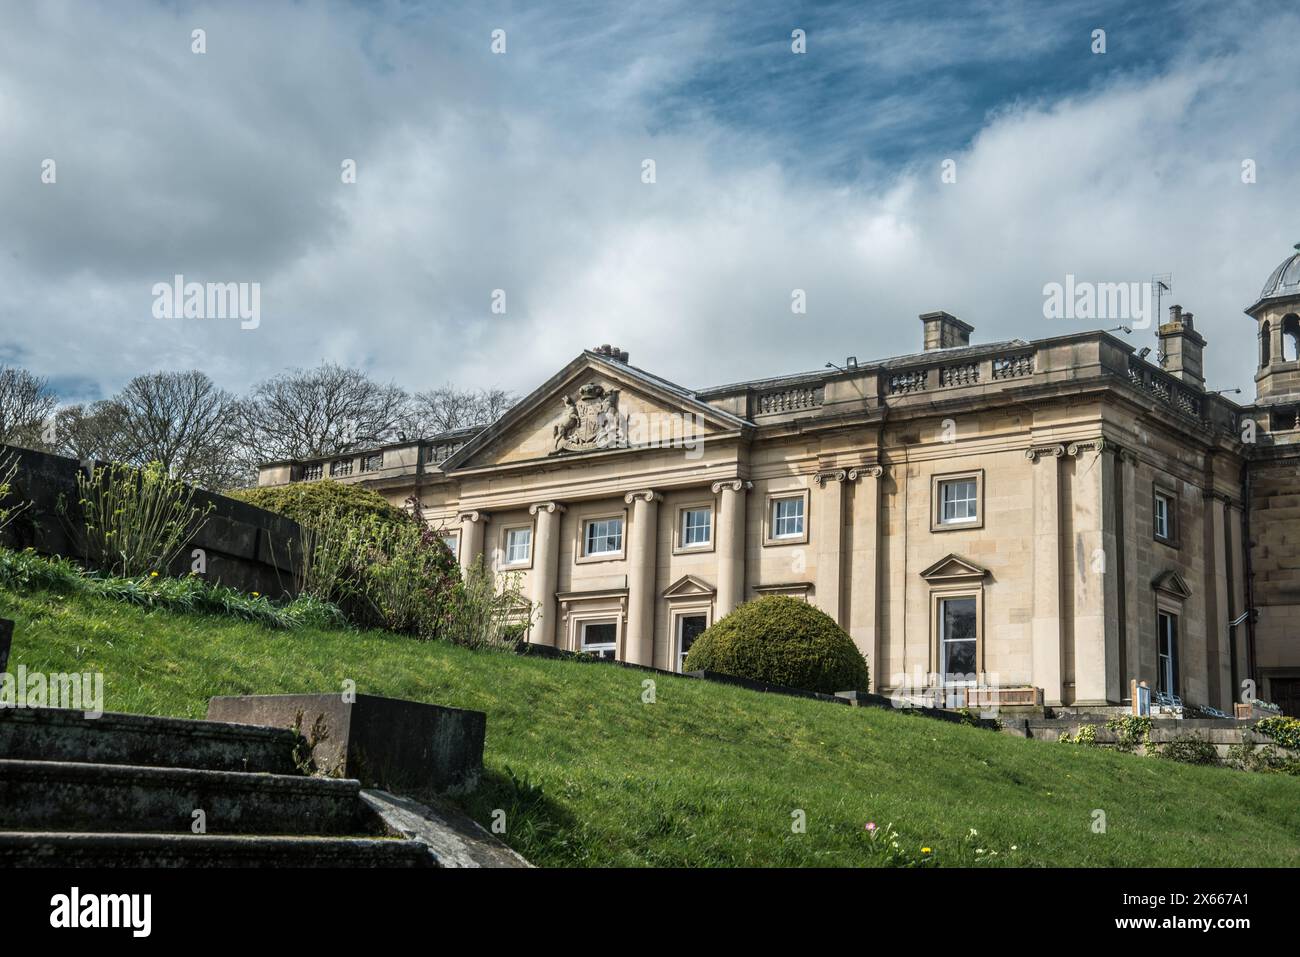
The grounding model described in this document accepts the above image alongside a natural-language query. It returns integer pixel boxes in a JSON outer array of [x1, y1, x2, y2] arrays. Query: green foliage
[[1105, 715, 1153, 752], [441, 558, 535, 650], [682, 595, 869, 694], [0, 546, 342, 630], [353, 517, 460, 637], [72, 461, 212, 577], [1159, 735, 1220, 767], [237, 481, 470, 640], [1254, 715, 1300, 751], [232, 480, 409, 531], [294, 508, 459, 638], [1226, 742, 1300, 776], [0, 450, 33, 536], [1058, 724, 1098, 746]]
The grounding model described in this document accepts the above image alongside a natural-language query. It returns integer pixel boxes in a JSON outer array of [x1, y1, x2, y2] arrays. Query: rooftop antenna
[[1152, 273, 1171, 330]]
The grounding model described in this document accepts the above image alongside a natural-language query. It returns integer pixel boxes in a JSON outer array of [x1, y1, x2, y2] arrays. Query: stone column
[[1227, 503, 1249, 701], [848, 464, 884, 690], [712, 479, 751, 617], [1068, 440, 1121, 705], [1207, 494, 1232, 711], [457, 510, 488, 575], [624, 490, 662, 666], [1028, 444, 1065, 705], [528, 502, 565, 647], [814, 469, 850, 623], [1119, 448, 1140, 695]]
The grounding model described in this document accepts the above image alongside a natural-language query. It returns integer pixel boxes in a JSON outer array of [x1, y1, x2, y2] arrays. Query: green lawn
[[4, 583, 1298, 867]]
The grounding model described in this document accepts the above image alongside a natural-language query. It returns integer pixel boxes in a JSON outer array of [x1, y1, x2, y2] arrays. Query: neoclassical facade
[[258, 252, 1300, 715]]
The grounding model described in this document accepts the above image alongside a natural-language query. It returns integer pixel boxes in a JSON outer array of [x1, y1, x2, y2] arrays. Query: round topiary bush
[[682, 595, 869, 694]]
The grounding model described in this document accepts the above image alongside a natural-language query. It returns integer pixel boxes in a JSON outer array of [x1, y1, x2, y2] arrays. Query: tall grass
[[0, 450, 32, 537], [73, 461, 212, 577], [0, 546, 342, 630], [442, 558, 535, 650]]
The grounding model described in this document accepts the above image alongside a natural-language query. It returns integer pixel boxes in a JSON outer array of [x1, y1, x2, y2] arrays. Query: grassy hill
[[4, 581, 1298, 867]]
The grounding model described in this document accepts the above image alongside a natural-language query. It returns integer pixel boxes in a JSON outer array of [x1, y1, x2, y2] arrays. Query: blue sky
[[1, 0, 1297, 402]]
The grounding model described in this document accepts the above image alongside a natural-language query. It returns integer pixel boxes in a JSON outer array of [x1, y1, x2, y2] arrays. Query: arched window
[[1284, 315, 1300, 363], [1261, 320, 1272, 367]]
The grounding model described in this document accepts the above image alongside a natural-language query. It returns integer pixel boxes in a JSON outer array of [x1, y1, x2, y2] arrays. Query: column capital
[[813, 468, 848, 488], [624, 489, 664, 505], [710, 478, 753, 494], [528, 501, 567, 516], [847, 463, 884, 481], [1066, 437, 1107, 457], [1025, 443, 1066, 462], [457, 510, 488, 524]]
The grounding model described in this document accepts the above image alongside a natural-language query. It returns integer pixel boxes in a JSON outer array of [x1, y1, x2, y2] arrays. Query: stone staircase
[[0, 707, 489, 867]]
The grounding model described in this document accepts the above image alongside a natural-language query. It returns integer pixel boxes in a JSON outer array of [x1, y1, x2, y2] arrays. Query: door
[[1271, 678, 1300, 717]]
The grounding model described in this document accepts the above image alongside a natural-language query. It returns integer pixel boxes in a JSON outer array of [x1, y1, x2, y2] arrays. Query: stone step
[[0, 760, 372, 836], [0, 832, 437, 867], [0, 707, 302, 774]]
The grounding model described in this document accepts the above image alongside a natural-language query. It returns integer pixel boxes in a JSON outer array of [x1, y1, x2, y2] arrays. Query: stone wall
[[0, 444, 302, 597], [1002, 715, 1294, 761]]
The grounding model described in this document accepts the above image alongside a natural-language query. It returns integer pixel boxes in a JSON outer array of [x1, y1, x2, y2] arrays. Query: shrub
[[1104, 715, 1152, 752], [232, 481, 410, 532], [293, 509, 459, 638], [682, 595, 869, 694], [1159, 735, 1220, 766], [71, 461, 212, 577], [1226, 742, 1300, 776], [1254, 715, 1300, 751], [441, 558, 535, 649], [1058, 724, 1098, 746], [354, 517, 460, 637]]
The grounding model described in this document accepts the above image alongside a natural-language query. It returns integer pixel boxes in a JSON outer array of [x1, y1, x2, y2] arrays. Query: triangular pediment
[[662, 574, 716, 599], [1152, 570, 1192, 599], [441, 352, 752, 472], [919, 554, 988, 583]]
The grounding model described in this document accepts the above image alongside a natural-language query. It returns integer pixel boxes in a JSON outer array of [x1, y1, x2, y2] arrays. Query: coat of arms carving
[[552, 382, 622, 453]]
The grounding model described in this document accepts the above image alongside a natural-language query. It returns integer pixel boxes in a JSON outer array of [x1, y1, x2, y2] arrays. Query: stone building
[[258, 252, 1300, 715]]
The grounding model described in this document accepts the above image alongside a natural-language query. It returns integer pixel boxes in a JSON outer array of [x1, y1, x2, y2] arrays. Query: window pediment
[[662, 574, 715, 600], [1152, 570, 1192, 600], [919, 554, 989, 584]]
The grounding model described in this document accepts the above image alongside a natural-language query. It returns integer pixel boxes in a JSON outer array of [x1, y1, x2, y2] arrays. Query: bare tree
[[406, 385, 515, 436], [106, 371, 243, 489], [54, 401, 132, 462], [237, 363, 410, 467], [0, 365, 58, 449]]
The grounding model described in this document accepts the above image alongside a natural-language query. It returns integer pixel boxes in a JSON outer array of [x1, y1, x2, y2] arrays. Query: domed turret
[[1247, 244, 1300, 401], [1258, 245, 1300, 304]]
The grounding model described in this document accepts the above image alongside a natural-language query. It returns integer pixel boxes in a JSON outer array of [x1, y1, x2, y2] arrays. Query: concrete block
[[206, 693, 485, 795]]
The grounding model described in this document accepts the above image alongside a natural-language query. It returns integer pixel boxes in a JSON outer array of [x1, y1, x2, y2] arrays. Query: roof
[[1257, 245, 1300, 305]]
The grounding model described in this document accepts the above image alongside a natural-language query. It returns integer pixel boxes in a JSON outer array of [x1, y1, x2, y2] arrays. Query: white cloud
[[1, 1, 1296, 405]]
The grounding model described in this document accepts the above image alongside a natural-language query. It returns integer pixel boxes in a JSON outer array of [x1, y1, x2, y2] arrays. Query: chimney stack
[[919, 311, 973, 351], [1157, 303, 1206, 389]]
